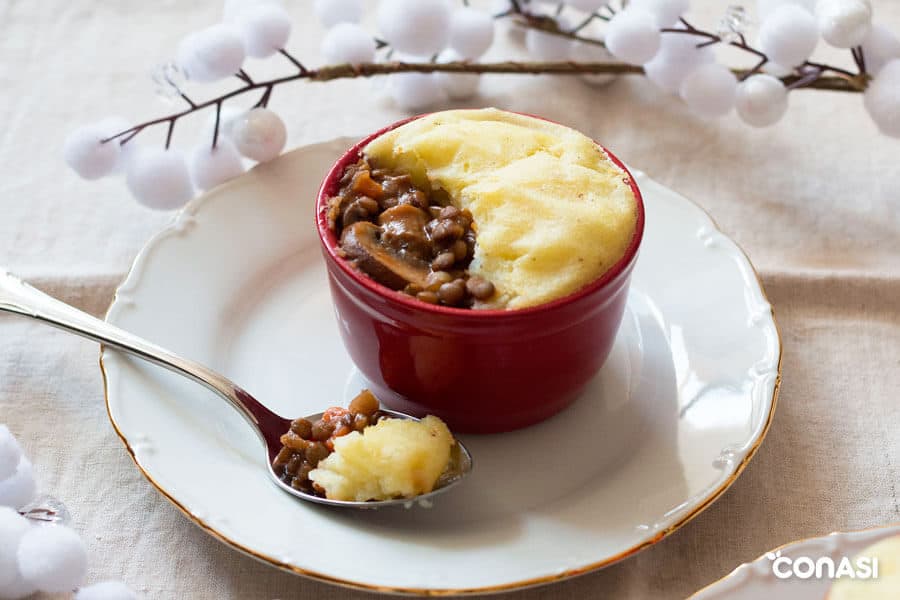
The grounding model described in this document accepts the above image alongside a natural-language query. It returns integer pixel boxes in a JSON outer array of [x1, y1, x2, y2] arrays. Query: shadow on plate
[[314, 291, 686, 552]]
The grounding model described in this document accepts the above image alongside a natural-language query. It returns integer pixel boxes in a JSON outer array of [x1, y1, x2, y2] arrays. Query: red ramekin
[[316, 114, 645, 433]]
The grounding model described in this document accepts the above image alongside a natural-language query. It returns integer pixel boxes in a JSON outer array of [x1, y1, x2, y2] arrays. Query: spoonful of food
[[0, 269, 472, 508]]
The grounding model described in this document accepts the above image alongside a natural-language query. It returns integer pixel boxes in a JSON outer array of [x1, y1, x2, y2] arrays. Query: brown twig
[[102, 6, 870, 149], [212, 101, 222, 149], [661, 22, 770, 81], [101, 59, 865, 146], [511, 16, 607, 47]]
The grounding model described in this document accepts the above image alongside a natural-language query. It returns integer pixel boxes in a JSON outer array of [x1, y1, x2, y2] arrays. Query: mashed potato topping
[[308, 415, 453, 502], [363, 108, 638, 309]]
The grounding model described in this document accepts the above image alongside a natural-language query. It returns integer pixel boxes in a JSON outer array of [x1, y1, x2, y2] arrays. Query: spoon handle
[[0, 268, 281, 443]]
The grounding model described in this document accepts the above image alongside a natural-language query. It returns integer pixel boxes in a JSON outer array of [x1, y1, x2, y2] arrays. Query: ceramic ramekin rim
[[315, 111, 646, 319]]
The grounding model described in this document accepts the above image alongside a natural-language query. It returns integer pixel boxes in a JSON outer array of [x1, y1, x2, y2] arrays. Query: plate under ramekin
[[100, 138, 781, 595]]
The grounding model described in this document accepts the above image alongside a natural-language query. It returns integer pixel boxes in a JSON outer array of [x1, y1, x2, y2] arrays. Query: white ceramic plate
[[690, 524, 900, 599], [100, 138, 781, 595]]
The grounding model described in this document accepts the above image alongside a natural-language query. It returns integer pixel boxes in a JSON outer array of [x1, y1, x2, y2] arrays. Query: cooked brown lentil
[[327, 157, 496, 308], [272, 389, 388, 496]]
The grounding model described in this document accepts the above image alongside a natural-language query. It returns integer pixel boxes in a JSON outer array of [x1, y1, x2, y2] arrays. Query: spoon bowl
[[271, 408, 473, 509], [0, 268, 472, 509]]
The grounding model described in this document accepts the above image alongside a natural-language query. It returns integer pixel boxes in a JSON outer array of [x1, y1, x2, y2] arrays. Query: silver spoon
[[0, 269, 472, 509]]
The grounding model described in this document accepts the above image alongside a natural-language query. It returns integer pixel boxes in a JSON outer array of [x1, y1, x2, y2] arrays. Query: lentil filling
[[326, 158, 495, 308], [272, 389, 388, 496]]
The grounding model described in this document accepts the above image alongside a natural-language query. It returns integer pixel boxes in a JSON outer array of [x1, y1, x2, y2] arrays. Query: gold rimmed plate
[[100, 138, 781, 594]]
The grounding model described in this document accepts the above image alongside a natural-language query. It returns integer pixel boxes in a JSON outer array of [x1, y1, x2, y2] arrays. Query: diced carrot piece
[[352, 171, 383, 199]]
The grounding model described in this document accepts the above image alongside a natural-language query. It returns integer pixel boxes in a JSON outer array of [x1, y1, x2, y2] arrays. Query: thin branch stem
[[571, 12, 599, 33], [786, 66, 824, 90], [179, 92, 197, 109], [658, 18, 865, 85], [212, 101, 222, 149], [254, 85, 273, 108], [804, 60, 858, 80], [851, 46, 867, 76], [119, 127, 142, 145], [661, 21, 769, 80], [165, 119, 175, 149], [512, 16, 607, 47], [279, 48, 308, 74], [743, 56, 768, 81]]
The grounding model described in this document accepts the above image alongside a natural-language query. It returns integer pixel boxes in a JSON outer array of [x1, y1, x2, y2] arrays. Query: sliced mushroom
[[340, 222, 430, 291], [378, 204, 432, 260]]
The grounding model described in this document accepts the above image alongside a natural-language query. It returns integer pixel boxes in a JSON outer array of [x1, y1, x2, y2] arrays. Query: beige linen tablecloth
[[1, 1, 899, 598]]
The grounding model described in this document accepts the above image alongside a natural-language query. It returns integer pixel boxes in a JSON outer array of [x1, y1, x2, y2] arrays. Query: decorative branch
[[278, 48, 308, 74], [661, 20, 770, 80], [511, 17, 608, 46], [103, 57, 864, 146], [64, 0, 896, 211]]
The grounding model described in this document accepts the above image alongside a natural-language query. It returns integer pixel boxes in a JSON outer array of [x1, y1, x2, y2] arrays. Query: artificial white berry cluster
[[0, 425, 136, 600], [64, 0, 900, 212], [597, 0, 899, 130], [318, 0, 496, 108], [64, 0, 294, 210]]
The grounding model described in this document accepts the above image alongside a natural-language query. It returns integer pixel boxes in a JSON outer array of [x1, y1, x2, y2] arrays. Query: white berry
[[125, 148, 194, 210], [864, 59, 900, 137], [763, 61, 795, 77], [75, 581, 137, 600], [644, 30, 715, 92], [862, 24, 900, 76], [605, 8, 662, 65], [235, 3, 291, 58], [448, 7, 495, 59], [0, 426, 21, 482], [525, 16, 574, 61], [735, 74, 789, 127], [321, 23, 376, 65], [177, 24, 245, 82], [17, 525, 87, 593], [0, 508, 29, 589], [759, 4, 819, 67], [231, 108, 287, 163], [435, 49, 480, 99], [816, 0, 871, 48], [566, 0, 610, 12], [629, 0, 689, 28], [190, 139, 245, 191], [0, 457, 36, 510], [818, 1, 870, 51], [680, 62, 738, 117], [314, 0, 363, 28], [569, 42, 617, 86], [390, 71, 446, 111], [378, 0, 452, 57], [63, 124, 121, 180]]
